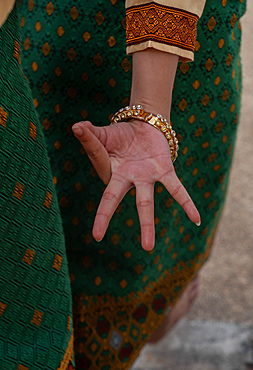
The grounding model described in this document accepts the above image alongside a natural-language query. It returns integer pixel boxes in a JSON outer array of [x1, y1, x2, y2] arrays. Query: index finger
[[72, 121, 111, 184]]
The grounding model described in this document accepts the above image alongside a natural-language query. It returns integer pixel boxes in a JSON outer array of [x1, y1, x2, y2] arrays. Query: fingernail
[[72, 126, 83, 137], [195, 220, 201, 226]]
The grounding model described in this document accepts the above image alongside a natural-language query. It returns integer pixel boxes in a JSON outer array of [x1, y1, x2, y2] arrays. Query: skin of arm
[[130, 48, 179, 120], [0, 0, 15, 28], [73, 48, 200, 251]]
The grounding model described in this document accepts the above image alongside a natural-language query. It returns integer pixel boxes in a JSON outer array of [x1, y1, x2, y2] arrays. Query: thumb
[[72, 121, 111, 184]]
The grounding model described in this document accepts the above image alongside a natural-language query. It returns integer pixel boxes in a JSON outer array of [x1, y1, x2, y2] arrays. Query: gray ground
[[132, 2, 253, 369]]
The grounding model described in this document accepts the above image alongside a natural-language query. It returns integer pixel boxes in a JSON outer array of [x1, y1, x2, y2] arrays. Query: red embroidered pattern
[[126, 3, 199, 52]]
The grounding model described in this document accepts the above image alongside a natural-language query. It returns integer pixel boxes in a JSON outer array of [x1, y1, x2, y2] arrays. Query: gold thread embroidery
[[53, 254, 63, 272], [73, 248, 212, 368], [23, 248, 35, 265], [17, 365, 29, 370], [0, 107, 8, 127], [57, 331, 75, 370], [43, 191, 53, 209], [14, 40, 21, 63], [126, 3, 199, 52], [13, 182, 24, 200], [29, 121, 37, 140], [67, 315, 72, 331], [0, 301, 7, 317], [31, 309, 43, 326]]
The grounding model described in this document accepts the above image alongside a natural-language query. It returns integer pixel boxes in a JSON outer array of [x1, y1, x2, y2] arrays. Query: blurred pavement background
[[132, 2, 253, 369]]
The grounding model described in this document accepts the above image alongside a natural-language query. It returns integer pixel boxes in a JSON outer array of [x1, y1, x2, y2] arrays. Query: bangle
[[111, 105, 179, 163]]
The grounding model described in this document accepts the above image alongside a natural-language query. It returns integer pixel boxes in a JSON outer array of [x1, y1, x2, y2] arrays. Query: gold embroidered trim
[[57, 330, 75, 370], [13, 40, 21, 63], [126, 3, 199, 52], [73, 242, 214, 368]]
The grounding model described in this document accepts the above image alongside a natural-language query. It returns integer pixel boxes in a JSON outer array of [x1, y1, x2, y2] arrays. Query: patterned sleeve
[[125, 0, 206, 61]]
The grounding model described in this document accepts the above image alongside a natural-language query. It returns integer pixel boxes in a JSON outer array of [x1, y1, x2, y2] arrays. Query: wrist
[[130, 49, 179, 120], [129, 99, 171, 122], [111, 105, 179, 162]]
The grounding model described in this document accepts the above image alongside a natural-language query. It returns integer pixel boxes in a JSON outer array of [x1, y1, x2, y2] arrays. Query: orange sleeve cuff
[[126, 2, 199, 61]]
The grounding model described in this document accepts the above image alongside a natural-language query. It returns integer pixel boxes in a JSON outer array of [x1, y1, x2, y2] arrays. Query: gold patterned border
[[126, 2, 199, 52], [73, 241, 214, 368], [57, 330, 75, 370]]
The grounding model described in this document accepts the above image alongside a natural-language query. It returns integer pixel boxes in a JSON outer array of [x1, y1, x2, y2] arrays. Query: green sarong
[[0, 2, 74, 369]]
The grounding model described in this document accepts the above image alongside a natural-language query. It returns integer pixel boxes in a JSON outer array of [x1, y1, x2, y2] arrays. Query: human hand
[[72, 120, 200, 251]]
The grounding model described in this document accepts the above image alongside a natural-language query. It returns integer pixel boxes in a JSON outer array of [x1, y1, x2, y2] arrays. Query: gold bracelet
[[111, 105, 179, 163]]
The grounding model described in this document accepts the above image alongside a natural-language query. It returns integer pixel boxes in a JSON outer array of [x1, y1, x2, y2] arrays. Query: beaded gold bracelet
[[111, 105, 179, 163]]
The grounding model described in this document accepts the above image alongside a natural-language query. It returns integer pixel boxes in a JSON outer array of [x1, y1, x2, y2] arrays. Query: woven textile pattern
[[126, 3, 198, 52], [0, 3, 74, 369], [19, 0, 246, 368]]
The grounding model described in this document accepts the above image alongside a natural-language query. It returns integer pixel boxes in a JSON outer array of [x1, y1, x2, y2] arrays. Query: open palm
[[72, 120, 200, 251]]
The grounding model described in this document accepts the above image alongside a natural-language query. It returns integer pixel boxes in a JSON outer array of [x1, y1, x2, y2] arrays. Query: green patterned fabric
[[0, 3, 74, 370], [20, 0, 246, 368], [0, 0, 246, 369]]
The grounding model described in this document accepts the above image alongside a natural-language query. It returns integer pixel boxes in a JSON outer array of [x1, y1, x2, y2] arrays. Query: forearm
[[130, 49, 179, 120]]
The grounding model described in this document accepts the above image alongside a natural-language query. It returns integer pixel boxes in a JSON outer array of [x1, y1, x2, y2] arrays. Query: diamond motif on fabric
[[93, 53, 103, 67], [130, 324, 140, 342], [42, 42, 50, 56], [28, 0, 34, 11], [230, 13, 237, 28], [179, 62, 190, 75], [121, 57, 131, 73], [88, 337, 100, 355], [110, 331, 123, 351], [207, 16, 216, 31], [57, 26, 65, 37], [70, 6, 79, 20], [83, 32, 91, 42], [95, 11, 105, 26], [35, 21, 41, 32], [46, 2, 54, 16], [67, 48, 76, 62], [205, 58, 213, 71]]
